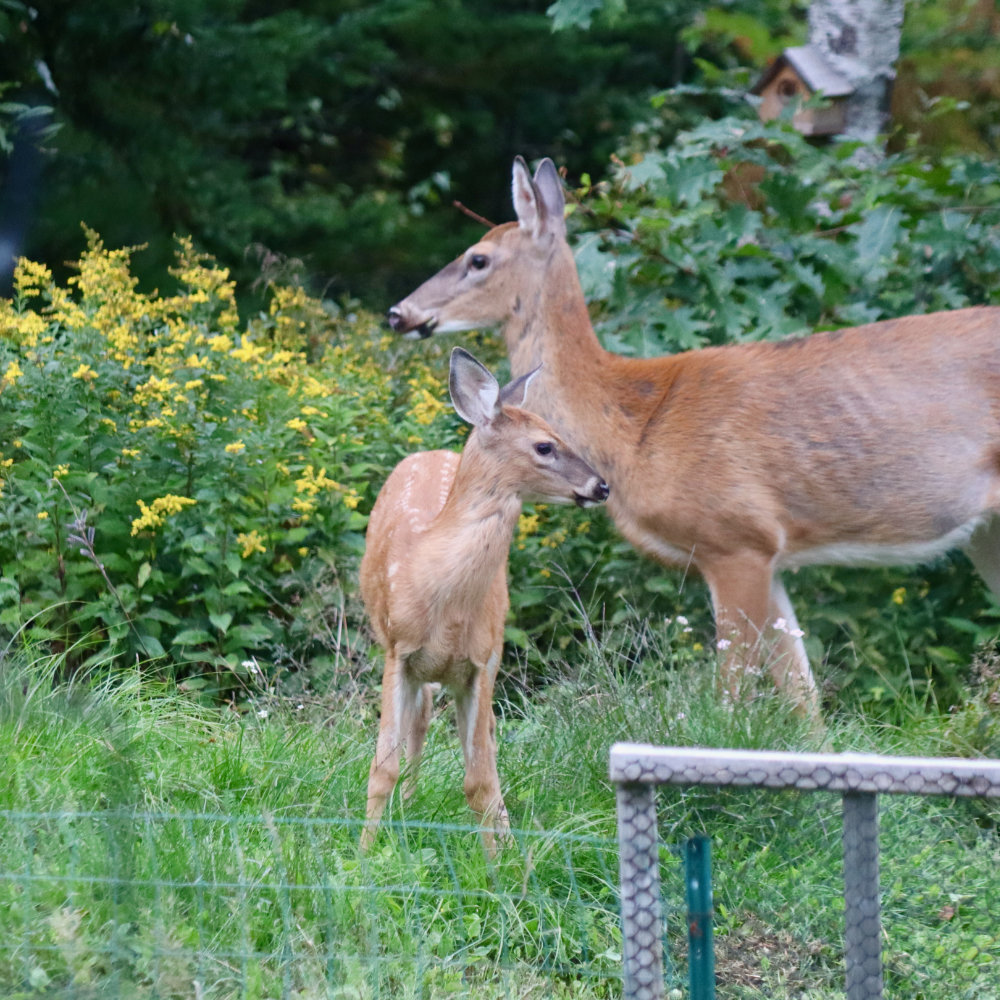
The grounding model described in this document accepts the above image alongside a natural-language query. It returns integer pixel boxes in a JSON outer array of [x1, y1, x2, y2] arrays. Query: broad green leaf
[[210, 612, 233, 635], [173, 628, 213, 646]]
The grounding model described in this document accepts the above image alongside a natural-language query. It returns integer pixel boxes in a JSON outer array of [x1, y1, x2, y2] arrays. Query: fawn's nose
[[576, 479, 610, 508]]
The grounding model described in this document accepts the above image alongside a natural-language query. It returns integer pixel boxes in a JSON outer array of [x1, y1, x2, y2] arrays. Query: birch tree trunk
[[809, 0, 904, 144]]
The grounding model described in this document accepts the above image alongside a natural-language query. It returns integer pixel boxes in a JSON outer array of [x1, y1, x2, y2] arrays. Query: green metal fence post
[[685, 834, 714, 1000]]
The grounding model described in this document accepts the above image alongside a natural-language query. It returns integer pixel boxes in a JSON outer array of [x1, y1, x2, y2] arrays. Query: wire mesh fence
[[0, 807, 687, 999], [6, 763, 997, 1000], [611, 744, 1000, 1000]]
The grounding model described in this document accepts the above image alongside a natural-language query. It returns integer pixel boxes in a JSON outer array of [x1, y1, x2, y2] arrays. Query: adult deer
[[388, 156, 1000, 717], [360, 347, 608, 853]]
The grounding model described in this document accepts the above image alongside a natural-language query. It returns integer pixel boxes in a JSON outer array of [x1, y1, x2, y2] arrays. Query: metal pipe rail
[[610, 743, 1000, 1000]]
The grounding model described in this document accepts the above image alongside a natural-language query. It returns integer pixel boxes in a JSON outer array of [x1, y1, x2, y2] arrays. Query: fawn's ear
[[449, 347, 500, 427], [498, 364, 542, 409]]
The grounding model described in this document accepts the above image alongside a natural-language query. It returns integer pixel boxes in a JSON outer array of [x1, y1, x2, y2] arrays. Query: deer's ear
[[512, 156, 543, 239], [499, 364, 542, 409], [449, 347, 500, 426], [532, 158, 566, 239]]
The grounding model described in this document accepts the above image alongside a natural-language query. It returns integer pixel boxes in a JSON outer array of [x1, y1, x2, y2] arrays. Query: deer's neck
[[418, 444, 520, 609], [503, 242, 627, 477], [506, 243, 606, 377]]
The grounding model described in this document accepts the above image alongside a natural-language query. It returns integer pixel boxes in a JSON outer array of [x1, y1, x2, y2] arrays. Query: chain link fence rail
[[610, 742, 1000, 1000], [0, 808, 690, 999]]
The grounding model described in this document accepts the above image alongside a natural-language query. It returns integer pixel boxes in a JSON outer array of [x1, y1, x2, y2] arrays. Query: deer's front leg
[[361, 652, 414, 851], [454, 651, 510, 856]]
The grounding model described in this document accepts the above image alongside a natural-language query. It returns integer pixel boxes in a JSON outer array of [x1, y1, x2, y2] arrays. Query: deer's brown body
[[388, 157, 1000, 715], [359, 348, 608, 852]]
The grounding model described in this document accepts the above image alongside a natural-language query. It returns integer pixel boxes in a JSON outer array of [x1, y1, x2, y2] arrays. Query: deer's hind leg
[[401, 682, 436, 800], [702, 551, 819, 719], [965, 515, 1000, 599]]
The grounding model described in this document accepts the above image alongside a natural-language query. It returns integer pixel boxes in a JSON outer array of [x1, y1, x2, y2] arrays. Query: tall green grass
[[2, 618, 999, 998]]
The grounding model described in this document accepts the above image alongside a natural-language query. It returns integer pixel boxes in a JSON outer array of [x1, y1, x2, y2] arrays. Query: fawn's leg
[[361, 652, 417, 851], [454, 650, 510, 856], [401, 682, 436, 800]]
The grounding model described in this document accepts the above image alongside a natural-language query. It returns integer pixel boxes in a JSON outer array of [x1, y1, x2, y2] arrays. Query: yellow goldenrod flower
[[298, 375, 327, 398], [225, 441, 246, 455], [130, 494, 196, 535], [53, 464, 70, 479], [295, 465, 339, 497], [409, 387, 448, 426], [208, 333, 233, 353], [891, 587, 906, 606], [72, 363, 97, 381], [13, 258, 52, 294], [237, 530, 267, 558], [3, 360, 24, 384], [37, 511, 49, 520], [231, 342, 266, 364], [540, 528, 567, 549], [0, 306, 47, 346], [517, 513, 540, 541], [133, 374, 178, 405], [286, 417, 308, 433]]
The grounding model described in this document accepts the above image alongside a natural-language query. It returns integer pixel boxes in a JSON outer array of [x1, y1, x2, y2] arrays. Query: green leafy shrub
[[574, 113, 1000, 356]]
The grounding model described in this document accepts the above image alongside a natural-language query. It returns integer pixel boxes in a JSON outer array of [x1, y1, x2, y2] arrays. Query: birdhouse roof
[[752, 44, 854, 99]]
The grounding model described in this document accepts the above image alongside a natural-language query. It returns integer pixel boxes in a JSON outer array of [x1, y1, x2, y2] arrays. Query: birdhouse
[[751, 45, 854, 137]]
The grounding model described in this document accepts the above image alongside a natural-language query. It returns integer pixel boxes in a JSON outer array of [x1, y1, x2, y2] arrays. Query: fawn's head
[[449, 347, 608, 508]]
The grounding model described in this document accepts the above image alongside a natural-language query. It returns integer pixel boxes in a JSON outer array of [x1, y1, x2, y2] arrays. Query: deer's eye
[[469, 254, 489, 271], [534, 441, 554, 457]]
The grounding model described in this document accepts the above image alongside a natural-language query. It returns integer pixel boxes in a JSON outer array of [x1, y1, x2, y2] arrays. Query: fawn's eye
[[534, 441, 554, 457], [469, 254, 489, 271]]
